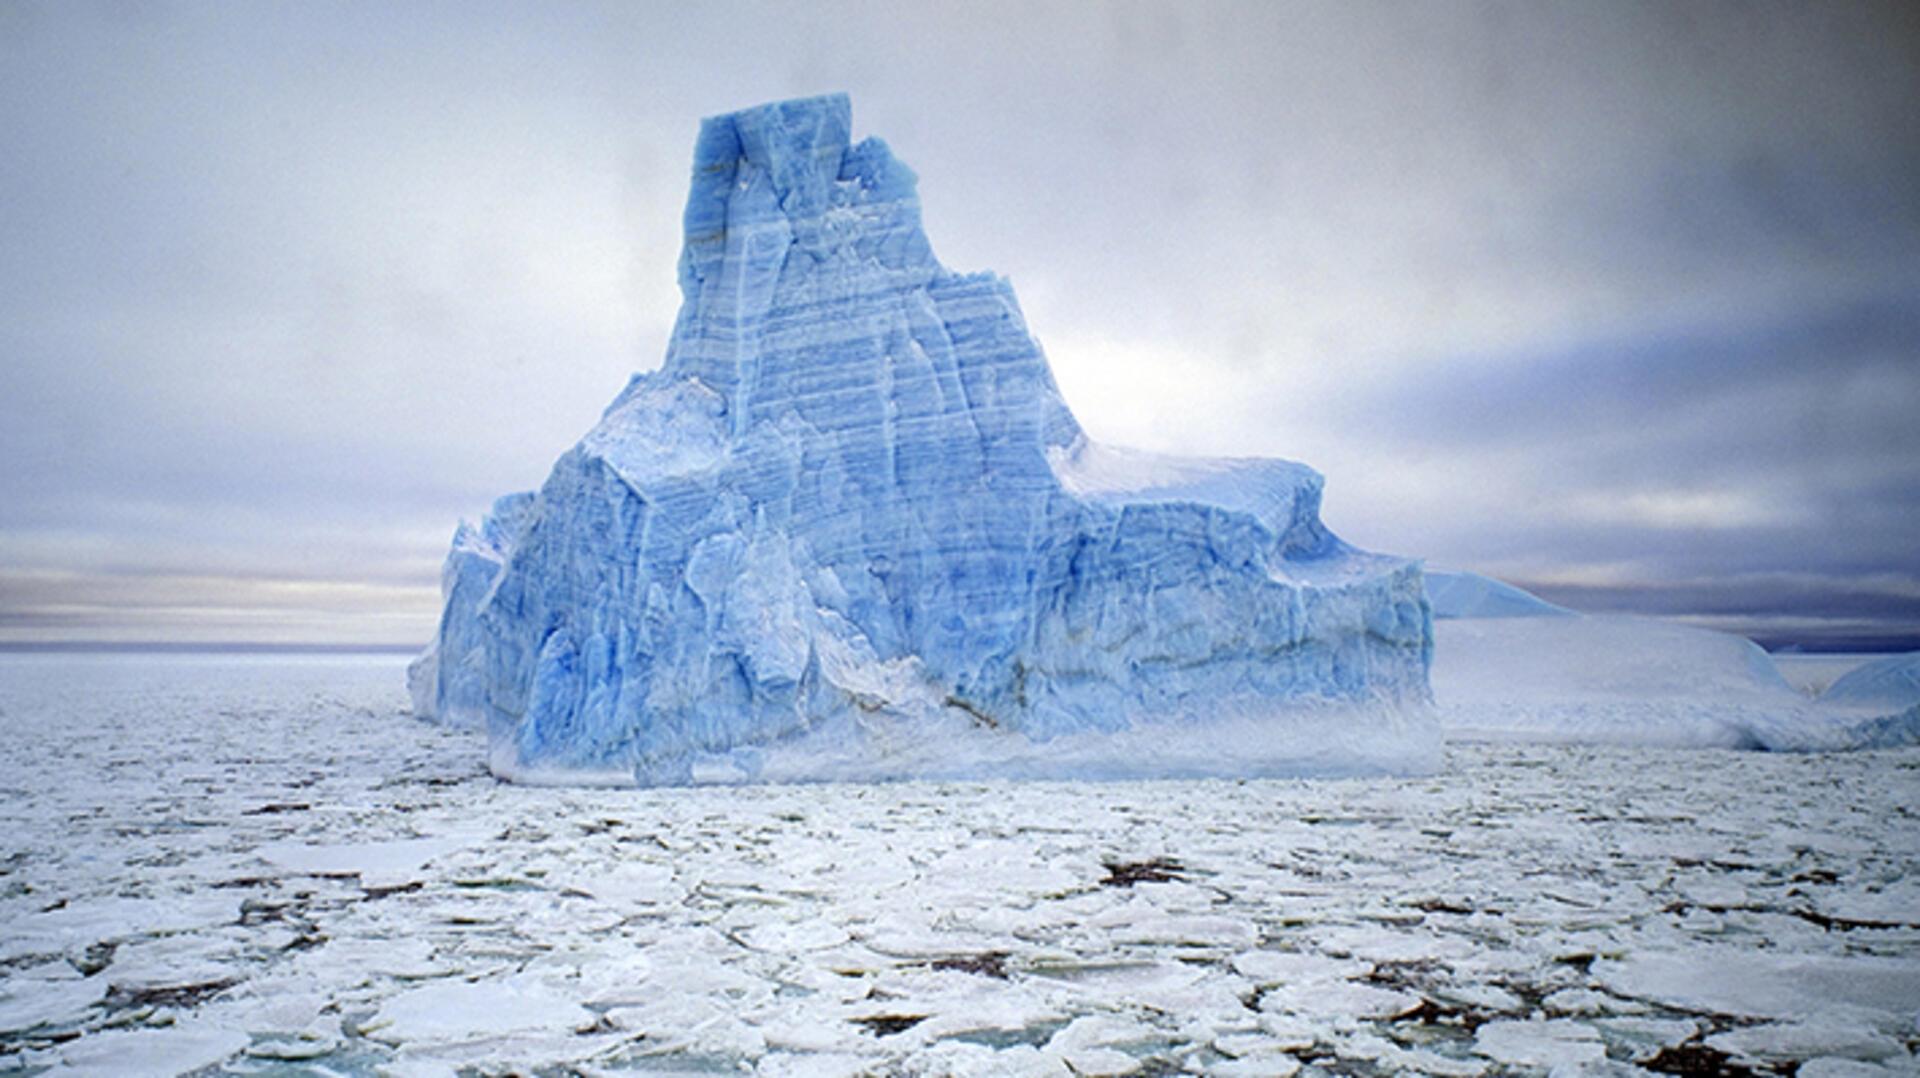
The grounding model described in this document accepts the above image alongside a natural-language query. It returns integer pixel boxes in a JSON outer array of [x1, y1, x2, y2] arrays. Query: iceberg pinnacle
[[414, 93, 1436, 784]]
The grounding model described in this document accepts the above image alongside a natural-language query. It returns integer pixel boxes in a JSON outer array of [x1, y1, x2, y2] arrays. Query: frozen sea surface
[[2, 654, 1918, 1076]]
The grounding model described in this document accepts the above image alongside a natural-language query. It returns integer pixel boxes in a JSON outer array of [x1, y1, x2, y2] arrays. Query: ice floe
[[2, 653, 1917, 1075]]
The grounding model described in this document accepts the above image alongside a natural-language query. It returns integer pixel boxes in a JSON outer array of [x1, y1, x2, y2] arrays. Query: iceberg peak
[[413, 94, 1437, 785]]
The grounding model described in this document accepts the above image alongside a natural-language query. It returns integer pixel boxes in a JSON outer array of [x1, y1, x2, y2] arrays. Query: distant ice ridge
[[1424, 569, 1573, 620], [1820, 651, 1920, 712], [1430, 575, 1920, 750], [411, 94, 1435, 786]]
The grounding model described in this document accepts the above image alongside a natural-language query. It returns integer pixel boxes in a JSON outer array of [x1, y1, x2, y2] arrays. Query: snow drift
[[413, 94, 1436, 785]]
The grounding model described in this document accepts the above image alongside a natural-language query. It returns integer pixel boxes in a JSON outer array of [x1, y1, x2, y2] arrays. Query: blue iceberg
[[412, 94, 1436, 784]]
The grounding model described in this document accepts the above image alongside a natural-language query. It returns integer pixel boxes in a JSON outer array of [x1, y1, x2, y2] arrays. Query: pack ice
[[411, 94, 1435, 786]]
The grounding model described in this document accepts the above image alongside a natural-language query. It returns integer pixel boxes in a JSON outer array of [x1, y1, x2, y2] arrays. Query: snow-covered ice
[[414, 93, 1434, 786], [4, 652, 1918, 1075]]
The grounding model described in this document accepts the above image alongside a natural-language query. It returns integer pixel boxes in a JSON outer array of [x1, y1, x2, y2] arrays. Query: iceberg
[[1428, 574, 1920, 750], [1434, 613, 1816, 748], [413, 93, 1436, 785], [1820, 651, 1920, 712]]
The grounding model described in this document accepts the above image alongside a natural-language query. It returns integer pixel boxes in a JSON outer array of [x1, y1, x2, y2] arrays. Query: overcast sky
[[2, 1, 1916, 650]]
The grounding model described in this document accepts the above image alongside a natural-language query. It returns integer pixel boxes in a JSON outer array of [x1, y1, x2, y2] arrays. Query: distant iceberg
[[1820, 651, 1920, 712], [1429, 575, 1919, 750], [412, 94, 1436, 785]]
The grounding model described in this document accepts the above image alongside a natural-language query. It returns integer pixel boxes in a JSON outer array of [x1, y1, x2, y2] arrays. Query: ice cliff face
[[414, 94, 1435, 785]]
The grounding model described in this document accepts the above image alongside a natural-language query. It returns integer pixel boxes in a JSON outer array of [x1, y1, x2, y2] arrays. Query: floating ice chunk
[[1705, 1022, 1909, 1066], [1040, 1016, 1159, 1072], [256, 837, 464, 889], [905, 1040, 1068, 1077], [1593, 950, 1920, 1022], [1253, 1016, 1319, 1047], [99, 933, 245, 996], [738, 918, 853, 952], [0, 893, 239, 962], [1797, 1060, 1912, 1078], [0, 972, 104, 1034], [1472, 1018, 1607, 1068], [1338, 1031, 1487, 1076], [1209, 1054, 1302, 1077], [48, 1021, 248, 1077], [1261, 980, 1422, 1020], [1434, 983, 1528, 1014], [1214, 1032, 1291, 1059], [1543, 987, 1646, 1016], [1813, 879, 1920, 927], [362, 974, 592, 1047], [1044, 1013, 1158, 1057], [1595, 1015, 1700, 1049], [378, 1057, 460, 1078], [1230, 951, 1371, 984], [244, 1034, 340, 1061], [605, 995, 769, 1058], [1104, 912, 1258, 949], [1053, 1047, 1141, 1075], [415, 92, 1435, 786], [557, 860, 681, 910]]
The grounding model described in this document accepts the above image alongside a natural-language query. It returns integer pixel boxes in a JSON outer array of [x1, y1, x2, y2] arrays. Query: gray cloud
[[1, 1, 1916, 647]]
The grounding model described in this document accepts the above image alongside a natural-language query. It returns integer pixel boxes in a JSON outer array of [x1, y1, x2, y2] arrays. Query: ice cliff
[[412, 94, 1436, 785]]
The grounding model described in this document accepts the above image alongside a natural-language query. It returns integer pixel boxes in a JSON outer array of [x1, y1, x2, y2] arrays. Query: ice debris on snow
[[413, 93, 1434, 785]]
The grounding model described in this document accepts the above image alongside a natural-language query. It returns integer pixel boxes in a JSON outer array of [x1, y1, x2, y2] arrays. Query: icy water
[[1, 654, 1916, 1076]]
